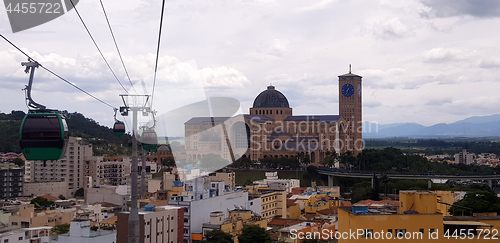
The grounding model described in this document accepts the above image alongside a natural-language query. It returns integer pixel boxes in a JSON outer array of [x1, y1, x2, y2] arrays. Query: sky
[[1, 0, 500, 136]]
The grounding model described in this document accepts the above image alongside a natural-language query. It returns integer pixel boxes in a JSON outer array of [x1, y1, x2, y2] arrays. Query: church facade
[[184, 69, 363, 165]]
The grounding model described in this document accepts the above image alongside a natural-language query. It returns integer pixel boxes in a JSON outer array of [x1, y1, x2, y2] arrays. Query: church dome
[[252, 85, 290, 108]]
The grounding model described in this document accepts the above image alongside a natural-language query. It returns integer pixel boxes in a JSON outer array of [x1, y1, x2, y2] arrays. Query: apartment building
[[85, 156, 130, 186], [208, 170, 235, 190], [24, 137, 93, 197], [117, 205, 184, 243], [0, 163, 23, 200]]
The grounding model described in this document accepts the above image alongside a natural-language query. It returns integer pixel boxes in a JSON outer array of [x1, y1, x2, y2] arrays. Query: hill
[[0, 110, 131, 156], [363, 114, 500, 138]]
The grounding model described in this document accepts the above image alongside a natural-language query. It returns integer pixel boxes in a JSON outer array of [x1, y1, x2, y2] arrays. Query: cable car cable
[[0, 34, 117, 109], [99, 0, 138, 95], [150, 0, 166, 110], [68, 0, 130, 94]]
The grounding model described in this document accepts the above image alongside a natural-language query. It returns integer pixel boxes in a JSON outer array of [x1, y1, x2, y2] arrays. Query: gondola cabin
[[141, 130, 158, 151], [113, 121, 125, 136], [19, 112, 69, 161]]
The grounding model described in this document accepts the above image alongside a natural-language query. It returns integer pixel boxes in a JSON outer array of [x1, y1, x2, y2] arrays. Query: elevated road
[[317, 167, 500, 188]]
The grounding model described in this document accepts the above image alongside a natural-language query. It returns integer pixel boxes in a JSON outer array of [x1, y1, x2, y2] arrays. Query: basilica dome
[[252, 85, 290, 108]]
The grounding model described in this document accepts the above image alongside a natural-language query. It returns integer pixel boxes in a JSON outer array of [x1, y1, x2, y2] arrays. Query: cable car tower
[[19, 60, 69, 162], [119, 94, 154, 243]]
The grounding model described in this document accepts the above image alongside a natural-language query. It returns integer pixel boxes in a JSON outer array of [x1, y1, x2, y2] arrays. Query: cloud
[[422, 47, 470, 63], [296, 0, 335, 12], [480, 58, 500, 69], [200, 66, 250, 88], [424, 97, 453, 106], [371, 17, 414, 40], [363, 100, 382, 108], [420, 0, 500, 18]]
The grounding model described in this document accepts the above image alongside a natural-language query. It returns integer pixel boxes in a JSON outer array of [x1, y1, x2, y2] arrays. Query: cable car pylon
[[119, 94, 152, 243]]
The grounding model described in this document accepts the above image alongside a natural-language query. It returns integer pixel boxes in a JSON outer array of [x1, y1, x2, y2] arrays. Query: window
[[18, 237, 22, 241], [430, 229, 435, 233], [419, 229, 424, 234]]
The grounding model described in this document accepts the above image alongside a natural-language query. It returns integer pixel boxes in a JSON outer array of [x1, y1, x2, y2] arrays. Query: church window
[[270, 110, 272, 114]]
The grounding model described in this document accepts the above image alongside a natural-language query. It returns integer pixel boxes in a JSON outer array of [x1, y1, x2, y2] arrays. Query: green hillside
[[0, 110, 131, 156]]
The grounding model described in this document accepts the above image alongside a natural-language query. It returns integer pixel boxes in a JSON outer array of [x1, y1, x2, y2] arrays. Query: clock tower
[[339, 65, 362, 155]]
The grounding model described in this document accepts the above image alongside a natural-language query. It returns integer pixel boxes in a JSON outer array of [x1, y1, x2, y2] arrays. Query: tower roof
[[339, 64, 362, 78], [252, 85, 290, 108]]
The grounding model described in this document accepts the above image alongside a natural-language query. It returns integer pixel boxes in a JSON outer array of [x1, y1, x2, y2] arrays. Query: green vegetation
[[0, 110, 132, 156], [338, 147, 499, 175], [74, 188, 84, 198], [51, 224, 70, 235], [201, 154, 231, 169], [365, 139, 500, 156], [203, 229, 233, 243], [30, 197, 54, 209], [238, 225, 271, 243], [450, 191, 500, 216]]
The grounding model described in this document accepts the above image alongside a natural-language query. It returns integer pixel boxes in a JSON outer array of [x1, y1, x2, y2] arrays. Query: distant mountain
[[364, 114, 500, 138]]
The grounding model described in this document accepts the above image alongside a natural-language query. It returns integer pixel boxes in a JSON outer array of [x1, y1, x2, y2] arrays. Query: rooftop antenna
[[349, 64, 352, 74]]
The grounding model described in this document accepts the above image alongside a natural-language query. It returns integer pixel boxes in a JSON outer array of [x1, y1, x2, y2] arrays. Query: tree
[[238, 225, 271, 243], [321, 151, 338, 167], [12, 158, 24, 167], [371, 174, 380, 201], [51, 224, 70, 235], [449, 191, 500, 216], [201, 153, 230, 169], [380, 174, 390, 197], [30, 197, 54, 209], [75, 188, 84, 198], [340, 151, 356, 169], [203, 229, 233, 243]]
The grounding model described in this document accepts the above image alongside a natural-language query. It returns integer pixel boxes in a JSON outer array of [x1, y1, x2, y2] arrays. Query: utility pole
[[119, 95, 151, 243]]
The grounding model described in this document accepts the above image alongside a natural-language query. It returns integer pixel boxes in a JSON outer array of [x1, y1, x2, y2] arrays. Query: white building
[[253, 172, 300, 193], [454, 149, 475, 165], [53, 220, 116, 243], [168, 178, 248, 243], [0, 226, 51, 243], [24, 137, 93, 197]]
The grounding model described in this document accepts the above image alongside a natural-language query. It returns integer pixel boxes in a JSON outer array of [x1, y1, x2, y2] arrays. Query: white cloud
[[371, 17, 414, 39], [422, 47, 471, 62]]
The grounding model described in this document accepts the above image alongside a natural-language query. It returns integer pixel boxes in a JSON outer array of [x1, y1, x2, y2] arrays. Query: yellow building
[[248, 189, 287, 220], [9, 204, 75, 228], [435, 190, 455, 216], [337, 191, 500, 242], [287, 200, 301, 220], [338, 207, 443, 242], [202, 210, 267, 243]]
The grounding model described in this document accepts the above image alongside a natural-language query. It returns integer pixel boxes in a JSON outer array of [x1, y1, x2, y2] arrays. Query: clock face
[[358, 84, 361, 97], [341, 84, 355, 97]]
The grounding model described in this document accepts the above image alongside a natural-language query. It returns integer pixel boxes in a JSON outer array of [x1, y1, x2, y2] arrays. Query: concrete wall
[[148, 179, 162, 193], [86, 187, 127, 209], [23, 181, 68, 198]]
